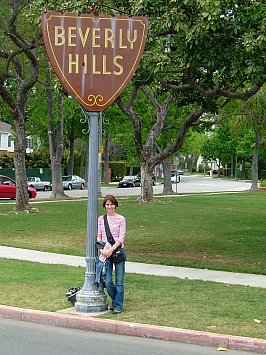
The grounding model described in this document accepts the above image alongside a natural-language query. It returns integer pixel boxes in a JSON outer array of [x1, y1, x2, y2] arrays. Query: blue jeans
[[106, 248, 126, 310]]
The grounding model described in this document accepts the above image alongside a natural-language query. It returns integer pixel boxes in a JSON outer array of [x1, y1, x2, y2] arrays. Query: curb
[[0, 305, 265, 353]]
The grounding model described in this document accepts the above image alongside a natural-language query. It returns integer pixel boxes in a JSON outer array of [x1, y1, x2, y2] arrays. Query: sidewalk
[[1, 246, 266, 288], [1, 246, 266, 353]]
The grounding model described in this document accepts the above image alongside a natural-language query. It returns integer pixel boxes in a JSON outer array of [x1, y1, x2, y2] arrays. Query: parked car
[[27, 177, 51, 191], [171, 171, 181, 183], [0, 175, 37, 199], [136, 172, 156, 186], [62, 175, 85, 190], [118, 175, 141, 188]]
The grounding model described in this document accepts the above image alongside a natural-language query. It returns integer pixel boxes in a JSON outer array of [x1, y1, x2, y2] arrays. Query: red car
[[0, 175, 37, 199]]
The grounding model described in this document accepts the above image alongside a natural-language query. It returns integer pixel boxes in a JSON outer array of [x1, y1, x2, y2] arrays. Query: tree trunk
[[139, 163, 154, 202], [46, 70, 67, 198], [103, 131, 110, 183], [14, 116, 30, 210], [217, 160, 221, 176], [230, 155, 234, 177], [162, 158, 175, 194], [241, 160, 246, 179], [68, 125, 75, 175], [250, 129, 260, 190], [129, 166, 134, 175], [190, 154, 195, 173]]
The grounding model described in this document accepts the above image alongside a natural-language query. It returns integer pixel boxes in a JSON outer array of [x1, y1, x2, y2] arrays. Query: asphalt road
[[35, 175, 251, 200], [0, 318, 256, 355]]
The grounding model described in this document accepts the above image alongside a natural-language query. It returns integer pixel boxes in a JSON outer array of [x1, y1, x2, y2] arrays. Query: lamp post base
[[75, 289, 108, 313]]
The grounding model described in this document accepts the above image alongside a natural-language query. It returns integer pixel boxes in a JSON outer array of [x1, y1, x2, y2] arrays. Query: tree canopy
[[1, 0, 265, 204]]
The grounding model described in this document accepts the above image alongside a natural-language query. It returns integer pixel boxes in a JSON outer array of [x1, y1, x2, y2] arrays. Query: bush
[[260, 179, 266, 187], [0, 153, 14, 168], [26, 149, 50, 168], [109, 161, 127, 181], [198, 164, 205, 173]]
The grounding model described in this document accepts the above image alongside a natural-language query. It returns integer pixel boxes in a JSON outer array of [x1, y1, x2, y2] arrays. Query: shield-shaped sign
[[42, 12, 148, 111]]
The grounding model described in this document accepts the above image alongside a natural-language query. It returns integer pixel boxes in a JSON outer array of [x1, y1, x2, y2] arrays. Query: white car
[[171, 172, 181, 183], [27, 177, 51, 191], [62, 175, 85, 190]]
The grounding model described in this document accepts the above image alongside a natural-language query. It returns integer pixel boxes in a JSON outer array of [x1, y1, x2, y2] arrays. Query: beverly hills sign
[[42, 12, 148, 111]]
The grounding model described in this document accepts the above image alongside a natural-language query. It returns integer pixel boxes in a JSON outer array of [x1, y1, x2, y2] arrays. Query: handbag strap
[[103, 214, 116, 245]]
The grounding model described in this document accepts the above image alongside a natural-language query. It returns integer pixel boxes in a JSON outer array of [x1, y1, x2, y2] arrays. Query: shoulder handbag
[[103, 214, 125, 264]]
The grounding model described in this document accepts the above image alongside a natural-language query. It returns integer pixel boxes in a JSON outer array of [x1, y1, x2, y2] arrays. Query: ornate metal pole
[[98, 112, 103, 197], [75, 111, 107, 312]]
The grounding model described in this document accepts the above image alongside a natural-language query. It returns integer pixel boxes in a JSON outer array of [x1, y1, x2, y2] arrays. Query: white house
[[0, 121, 34, 153], [0, 122, 14, 153]]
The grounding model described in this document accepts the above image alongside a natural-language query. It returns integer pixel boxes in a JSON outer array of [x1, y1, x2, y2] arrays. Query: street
[[0, 318, 258, 355], [35, 175, 251, 200]]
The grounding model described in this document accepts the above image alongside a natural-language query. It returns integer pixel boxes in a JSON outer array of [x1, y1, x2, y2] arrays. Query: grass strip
[[0, 258, 265, 340], [0, 191, 265, 274]]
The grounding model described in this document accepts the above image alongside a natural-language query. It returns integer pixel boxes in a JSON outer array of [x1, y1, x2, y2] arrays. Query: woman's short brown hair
[[103, 195, 119, 208]]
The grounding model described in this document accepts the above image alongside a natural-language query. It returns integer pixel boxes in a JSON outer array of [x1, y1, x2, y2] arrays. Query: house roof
[[0, 122, 12, 133]]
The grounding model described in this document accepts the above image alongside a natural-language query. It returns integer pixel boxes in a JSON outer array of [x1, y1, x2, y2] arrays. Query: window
[[26, 137, 33, 150], [8, 135, 12, 147]]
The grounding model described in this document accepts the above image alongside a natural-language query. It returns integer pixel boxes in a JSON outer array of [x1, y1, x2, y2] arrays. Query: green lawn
[[1, 192, 265, 340], [1, 258, 265, 340], [0, 191, 265, 274]]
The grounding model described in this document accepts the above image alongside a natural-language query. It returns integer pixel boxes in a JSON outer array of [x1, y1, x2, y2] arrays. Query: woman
[[97, 194, 126, 314]]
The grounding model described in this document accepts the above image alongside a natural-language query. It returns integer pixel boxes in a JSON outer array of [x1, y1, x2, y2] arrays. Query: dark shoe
[[109, 307, 114, 311], [113, 309, 122, 314]]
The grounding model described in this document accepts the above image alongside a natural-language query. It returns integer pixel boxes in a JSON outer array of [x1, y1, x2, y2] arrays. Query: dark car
[[0, 175, 37, 199], [62, 175, 85, 190], [118, 175, 141, 188]]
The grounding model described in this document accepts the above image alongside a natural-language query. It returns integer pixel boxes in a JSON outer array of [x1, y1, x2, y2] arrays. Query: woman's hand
[[104, 248, 113, 258], [100, 248, 113, 258]]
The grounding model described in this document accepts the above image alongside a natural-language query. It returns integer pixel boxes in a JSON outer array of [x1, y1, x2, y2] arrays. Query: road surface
[[0, 318, 257, 355], [35, 175, 251, 199]]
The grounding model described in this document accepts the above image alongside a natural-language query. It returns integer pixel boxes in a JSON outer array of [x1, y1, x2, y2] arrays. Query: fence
[[0, 168, 53, 181]]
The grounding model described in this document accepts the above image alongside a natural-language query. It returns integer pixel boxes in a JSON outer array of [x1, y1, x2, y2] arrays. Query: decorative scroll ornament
[[87, 95, 104, 106], [42, 12, 148, 111]]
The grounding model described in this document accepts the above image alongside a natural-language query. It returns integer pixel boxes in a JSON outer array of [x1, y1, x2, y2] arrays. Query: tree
[[101, 103, 138, 183], [179, 130, 209, 173], [3, 1, 265, 205], [236, 86, 266, 190], [117, 84, 205, 201], [63, 97, 87, 176], [45, 68, 68, 198], [201, 121, 238, 176], [0, 1, 40, 210], [116, 0, 266, 201]]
